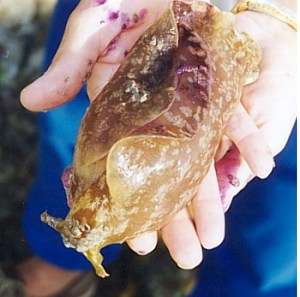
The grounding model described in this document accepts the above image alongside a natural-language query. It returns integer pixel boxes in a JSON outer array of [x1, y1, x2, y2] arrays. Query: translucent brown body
[[41, 1, 261, 277]]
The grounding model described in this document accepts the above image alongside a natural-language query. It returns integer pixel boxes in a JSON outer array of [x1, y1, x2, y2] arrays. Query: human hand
[[21, 0, 223, 270], [216, 10, 296, 211], [21, 0, 296, 270], [126, 8, 296, 269]]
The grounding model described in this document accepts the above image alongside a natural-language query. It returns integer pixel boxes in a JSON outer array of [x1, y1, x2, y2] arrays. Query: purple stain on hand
[[119, 9, 148, 31], [120, 12, 130, 30], [108, 11, 120, 21], [132, 8, 148, 24], [227, 174, 240, 187], [103, 35, 121, 56], [96, 0, 107, 5], [132, 13, 139, 23], [215, 145, 241, 210], [139, 8, 148, 19]]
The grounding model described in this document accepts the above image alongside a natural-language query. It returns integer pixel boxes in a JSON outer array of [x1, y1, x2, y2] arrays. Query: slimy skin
[[41, 0, 261, 277]]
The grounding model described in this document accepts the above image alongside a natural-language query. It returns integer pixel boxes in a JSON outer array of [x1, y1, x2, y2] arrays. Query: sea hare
[[41, 0, 261, 277]]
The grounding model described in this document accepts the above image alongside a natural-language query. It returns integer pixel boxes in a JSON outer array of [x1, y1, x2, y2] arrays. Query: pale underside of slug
[[41, 0, 261, 277]]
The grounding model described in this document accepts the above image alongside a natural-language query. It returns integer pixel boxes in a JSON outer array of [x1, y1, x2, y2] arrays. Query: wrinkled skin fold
[[41, 0, 261, 277]]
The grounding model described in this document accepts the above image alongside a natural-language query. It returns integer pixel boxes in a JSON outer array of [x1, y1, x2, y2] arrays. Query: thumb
[[21, 0, 122, 111]]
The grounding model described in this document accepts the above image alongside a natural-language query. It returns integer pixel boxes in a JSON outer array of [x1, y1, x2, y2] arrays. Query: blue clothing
[[22, 1, 296, 295], [190, 127, 296, 297], [22, 0, 121, 270]]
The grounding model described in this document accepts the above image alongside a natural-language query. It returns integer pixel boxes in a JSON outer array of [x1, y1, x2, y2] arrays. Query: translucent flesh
[[41, 1, 261, 277]]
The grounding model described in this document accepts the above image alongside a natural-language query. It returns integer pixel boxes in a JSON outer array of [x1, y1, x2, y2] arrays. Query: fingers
[[162, 209, 203, 269], [215, 145, 254, 212], [21, 0, 122, 111], [192, 164, 225, 249], [21, 0, 170, 111], [127, 231, 158, 255], [225, 104, 275, 179], [241, 76, 296, 157]]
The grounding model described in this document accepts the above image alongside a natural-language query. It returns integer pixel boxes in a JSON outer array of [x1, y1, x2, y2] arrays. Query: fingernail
[[176, 253, 202, 270]]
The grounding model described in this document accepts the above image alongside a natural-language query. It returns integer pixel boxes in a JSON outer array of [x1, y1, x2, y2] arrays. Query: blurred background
[[0, 1, 196, 296]]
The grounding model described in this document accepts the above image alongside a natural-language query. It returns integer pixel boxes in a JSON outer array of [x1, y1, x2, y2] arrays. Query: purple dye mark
[[61, 166, 72, 190], [215, 145, 242, 211], [176, 64, 196, 75], [107, 39, 117, 51], [120, 12, 131, 30], [227, 174, 240, 187], [139, 8, 148, 19], [103, 35, 121, 56], [101, 8, 148, 57], [119, 9, 148, 31], [61, 166, 74, 207], [132, 13, 139, 23], [96, 0, 107, 5], [176, 64, 207, 76], [108, 10, 120, 21]]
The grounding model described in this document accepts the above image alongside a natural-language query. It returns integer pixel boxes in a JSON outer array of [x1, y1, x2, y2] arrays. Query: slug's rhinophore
[[41, 0, 261, 277]]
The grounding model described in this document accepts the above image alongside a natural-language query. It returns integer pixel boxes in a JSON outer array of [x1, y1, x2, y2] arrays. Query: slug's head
[[41, 166, 113, 252], [40, 211, 89, 250], [41, 209, 111, 278]]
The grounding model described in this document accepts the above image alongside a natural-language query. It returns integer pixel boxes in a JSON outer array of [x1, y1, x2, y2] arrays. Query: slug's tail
[[84, 246, 109, 278]]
